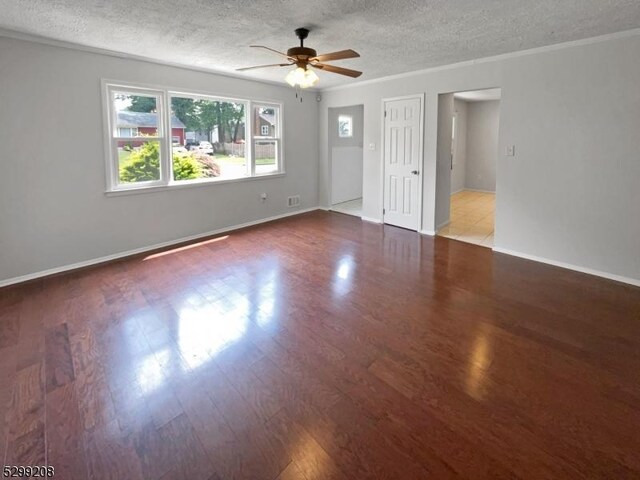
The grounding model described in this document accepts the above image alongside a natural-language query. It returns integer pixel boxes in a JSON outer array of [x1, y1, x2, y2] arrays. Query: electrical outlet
[[506, 145, 516, 156], [260, 193, 267, 202], [369, 143, 376, 151]]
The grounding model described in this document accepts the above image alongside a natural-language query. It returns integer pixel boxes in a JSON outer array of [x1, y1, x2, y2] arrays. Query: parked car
[[192, 141, 214, 155]]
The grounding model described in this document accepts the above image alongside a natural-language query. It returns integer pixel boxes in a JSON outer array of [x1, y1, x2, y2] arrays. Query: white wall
[[319, 32, 640, 284], [0, 36, 319, 284], [329, 105, 363, 204], [450, 98, 468, 194], [465, 100, 500, 192]]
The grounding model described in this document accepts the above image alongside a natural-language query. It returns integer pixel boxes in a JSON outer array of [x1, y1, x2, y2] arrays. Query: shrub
[[119, 141, 160, 182], [119, 141, 202, 182], [194, 154, 221, 178], [173, 154, 202, 180]]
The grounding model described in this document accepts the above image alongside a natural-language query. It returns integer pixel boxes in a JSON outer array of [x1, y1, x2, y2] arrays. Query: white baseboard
[[361, 216, 382, 224], [463, 188, 495, 194], [317, 205, 331, 211], [0, 207, 321, 288], [435, 220, 450, 232], [450, 188, 464, 196], [420, 229, 436, 236], [492, 247, 640, 287]]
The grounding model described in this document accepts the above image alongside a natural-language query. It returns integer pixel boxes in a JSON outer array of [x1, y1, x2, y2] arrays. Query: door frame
[[380, 93, 425, 231]]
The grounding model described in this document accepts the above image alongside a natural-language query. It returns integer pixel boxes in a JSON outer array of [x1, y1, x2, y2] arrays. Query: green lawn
[[214, 154, 275, 165], [119, 149, 274, 167]]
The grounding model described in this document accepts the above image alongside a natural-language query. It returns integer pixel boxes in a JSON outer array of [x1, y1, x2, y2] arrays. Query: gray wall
[[0, 36, 319, 284], [319, 32, 640, 284], [465, 100, 500, 191], [329, 105, 364, 204], [450, 98, 468, 194], [435, 93, 453, 229]]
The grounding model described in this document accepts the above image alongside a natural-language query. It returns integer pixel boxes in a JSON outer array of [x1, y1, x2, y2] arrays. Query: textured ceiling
[[1, 0, 639, 89]]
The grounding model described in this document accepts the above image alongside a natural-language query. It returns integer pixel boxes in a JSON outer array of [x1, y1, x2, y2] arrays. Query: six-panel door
[[383, 97, 421, 230]]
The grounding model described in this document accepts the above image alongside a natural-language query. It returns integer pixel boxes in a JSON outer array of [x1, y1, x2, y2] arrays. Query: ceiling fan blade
[[312, 63, 362, 78], [311, 49, 360, 63], [236, 63, 292, 71], [250, 45, 292, 60]]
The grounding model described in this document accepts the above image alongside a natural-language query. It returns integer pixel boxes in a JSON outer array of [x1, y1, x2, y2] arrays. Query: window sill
[[105, 172, 286, 197]]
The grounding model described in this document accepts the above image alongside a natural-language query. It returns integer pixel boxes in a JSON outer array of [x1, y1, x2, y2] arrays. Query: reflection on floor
[[439, 190, 495, 248], [331, 198, 362, 218], [3, 211, 640, 478]]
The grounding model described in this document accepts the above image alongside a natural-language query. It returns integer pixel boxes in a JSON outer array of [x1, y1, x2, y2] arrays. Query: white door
[[383, 97, 422, 230]]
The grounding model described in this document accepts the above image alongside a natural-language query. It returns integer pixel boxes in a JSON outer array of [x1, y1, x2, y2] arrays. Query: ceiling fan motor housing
[[287, 46, 317, 61], [289, 26, 316, 64]]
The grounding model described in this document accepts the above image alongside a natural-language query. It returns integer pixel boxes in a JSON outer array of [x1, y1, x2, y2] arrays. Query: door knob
[[411, 170, 419, 175]]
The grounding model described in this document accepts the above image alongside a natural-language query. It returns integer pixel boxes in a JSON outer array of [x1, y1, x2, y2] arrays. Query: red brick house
[[117, 111, 186, 146]]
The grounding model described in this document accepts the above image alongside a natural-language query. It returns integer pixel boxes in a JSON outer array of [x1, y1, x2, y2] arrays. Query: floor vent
[[287, 195, 301, 207]]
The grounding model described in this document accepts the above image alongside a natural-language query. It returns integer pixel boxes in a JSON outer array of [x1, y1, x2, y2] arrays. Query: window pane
[[253, 106, 278, 137], [338, 115, 353, 138], [118, 140, 162, 183], [171, 96, 246, 181], [254, 140, 278, 174], [113, 93, 160, 138]]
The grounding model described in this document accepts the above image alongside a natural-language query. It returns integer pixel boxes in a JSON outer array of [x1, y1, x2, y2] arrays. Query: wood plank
[[46, 382, 88, 480], [45, 322, 75, 393]]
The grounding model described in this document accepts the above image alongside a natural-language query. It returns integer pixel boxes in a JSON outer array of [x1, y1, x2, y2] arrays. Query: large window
[[104, 82, 283, 192]]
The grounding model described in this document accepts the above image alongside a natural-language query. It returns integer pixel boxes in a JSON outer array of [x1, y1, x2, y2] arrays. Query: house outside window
[[117, 127, 138, 137]]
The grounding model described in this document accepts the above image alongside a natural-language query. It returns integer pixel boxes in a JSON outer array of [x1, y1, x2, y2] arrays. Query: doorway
[[382, 95, 424, 230], [329, 105, 364, 217], [436, 88, 500, 247]]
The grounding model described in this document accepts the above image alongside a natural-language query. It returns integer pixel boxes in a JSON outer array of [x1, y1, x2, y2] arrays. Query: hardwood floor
[[1, 210, 639, 479]]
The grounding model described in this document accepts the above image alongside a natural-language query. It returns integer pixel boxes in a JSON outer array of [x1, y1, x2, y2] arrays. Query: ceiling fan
[[237, 28, 362, 88]]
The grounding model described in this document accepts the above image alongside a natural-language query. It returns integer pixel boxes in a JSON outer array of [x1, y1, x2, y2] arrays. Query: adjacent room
[[439, 88, 501, 247], [1, 2, 640, 479], [329, 105, 364, 217]]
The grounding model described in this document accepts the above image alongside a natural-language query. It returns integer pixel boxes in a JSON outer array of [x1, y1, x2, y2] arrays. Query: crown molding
[[0, 27, 320, 93], [2, 25, 639, 95], [320, 27, 640, 92]]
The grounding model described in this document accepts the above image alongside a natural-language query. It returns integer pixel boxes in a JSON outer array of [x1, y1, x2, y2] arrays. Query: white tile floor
[[438, 190, 495, 248], [331, 198, 363, 218]]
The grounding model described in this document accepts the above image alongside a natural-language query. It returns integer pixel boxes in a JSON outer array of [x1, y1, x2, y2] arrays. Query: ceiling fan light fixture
[[240, 28, 361, 86], [285, 66, 319, 88]]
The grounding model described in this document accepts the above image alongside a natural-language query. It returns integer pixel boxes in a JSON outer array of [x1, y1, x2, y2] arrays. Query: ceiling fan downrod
[[295, 27, 309, 47]]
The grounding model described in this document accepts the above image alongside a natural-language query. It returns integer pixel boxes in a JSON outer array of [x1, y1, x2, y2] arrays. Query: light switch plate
[[506, 145, 515, 156]]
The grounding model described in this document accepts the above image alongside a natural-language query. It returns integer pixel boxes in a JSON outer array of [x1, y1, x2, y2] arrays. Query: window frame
[[168, 91, 251, 182], [104, 84, 168, 190], [252, 103, 282, 177], [102, 80, 285, 194]]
